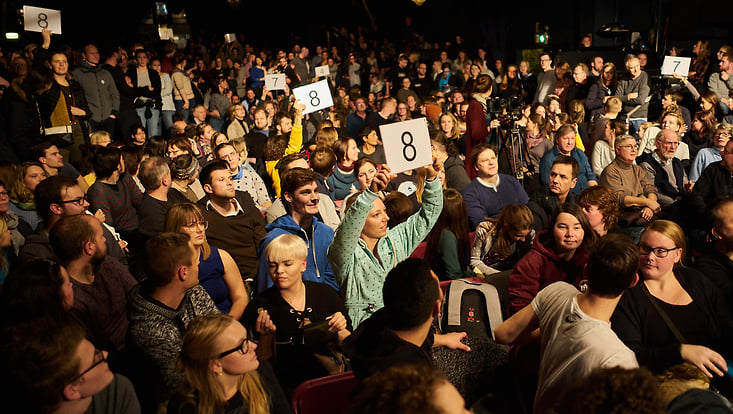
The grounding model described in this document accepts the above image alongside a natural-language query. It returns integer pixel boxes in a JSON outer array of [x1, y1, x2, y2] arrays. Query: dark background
[[2, 0, 731, 63]]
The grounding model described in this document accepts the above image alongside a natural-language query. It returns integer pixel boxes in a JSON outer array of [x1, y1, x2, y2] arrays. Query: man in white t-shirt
[[494, 233, 640, 413]]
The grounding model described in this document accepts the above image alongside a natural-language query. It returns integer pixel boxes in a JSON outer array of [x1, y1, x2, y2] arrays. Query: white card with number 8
[[23, 6, 62, 34], [380, 119, 432, 175], [293, 80, 334, 115]]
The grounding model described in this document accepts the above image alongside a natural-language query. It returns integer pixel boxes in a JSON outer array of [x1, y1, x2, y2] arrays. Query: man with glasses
[[48, 213, 137, 362], [533, 53, 556, 104], [126, 232, 219, 412], [689, 123, 732, 185], [637, 129, 689, 209], [21, 175, 126, 265], [615, 56, 650, 137], [599, 135, 660, 238], [346, 96, 371, 139], [566, 63, 591, 113]]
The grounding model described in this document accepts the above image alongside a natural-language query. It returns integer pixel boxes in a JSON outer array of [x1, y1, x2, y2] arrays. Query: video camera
[[487, 95, 526, 129]]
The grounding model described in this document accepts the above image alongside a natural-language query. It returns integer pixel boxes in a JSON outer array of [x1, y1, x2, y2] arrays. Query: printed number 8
[[37, 13, 48, 28], [309, 90, 320, 107], [401, 131, 416, 161]]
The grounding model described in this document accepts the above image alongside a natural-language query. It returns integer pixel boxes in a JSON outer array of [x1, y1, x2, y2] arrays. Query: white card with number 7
[[265, 74, 286, 91], [293, 80, 334, 115], [380, 118, 432, 175]]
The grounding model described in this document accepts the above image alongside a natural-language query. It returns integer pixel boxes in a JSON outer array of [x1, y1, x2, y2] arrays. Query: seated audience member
[[136, 156, 187, 239], [471, 204, 535, 278], [9, 161, 47, 233], [431, 135, 470, 193], [0, 179, 28, 258], [266, 153, 340, 231], [591, 118, 625, 176], [637, 129, 688, 210], [357, 125, 386, 165], [328, 161, 443, 328], [637, 112, 691, 168], [424, 189, 474, 280], [166, 314, 290, 414], [496, 233, 640, 413], [243, 234, 350, 394], [165, 203, 248, 319], [508, 203, 596, 315], [528, 156, 579, 231], [340, 157, 381, 219], [342, 258, 470, 379], [382, 191, 413, 228], [198, 160, 266, 282], [126, 232, 219, 411], [169, 153, 205, 203], [539, 124, 597, 195], [49, 214, 136, 356], [226, 103, 250, 141], [327, 137, 360, 201], [350, 364, 471, 414], [462, 143, 529, 230], [257, 168, 336, 293], [264, 102, 305, 198], [23, 175, 126, 265], [214, 142, 271, 209], [689, 140, 733, 229], [309, 145, 337, 200], [599, 134, 660, 231], [0, 318, 140, 414], [689, 122, 732, 185], [684, 110, 717, 162], [32, 141, 89, 192], [611, 220, 733, 378], [694, 198, 733, 316], [120, 146, 145, 193], [555, 367, 667, 414], [87, 146, 144, 248], [578, 185, 620, 237]]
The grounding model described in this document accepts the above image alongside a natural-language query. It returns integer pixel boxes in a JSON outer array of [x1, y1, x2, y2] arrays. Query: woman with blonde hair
[[167, 313, 290, 414], [165, 203, 248, 319], [9, 161, 46, 231]]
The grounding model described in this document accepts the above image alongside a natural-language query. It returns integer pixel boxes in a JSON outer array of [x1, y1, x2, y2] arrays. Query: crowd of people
[[0, 23, 732, 414]]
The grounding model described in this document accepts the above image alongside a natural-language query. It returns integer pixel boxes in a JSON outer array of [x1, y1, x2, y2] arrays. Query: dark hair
[[263, 134, 289, 162], [0, 259, 69, 329], [144, 232, 193, 287], [120, 145, 144, 176], [586, 233, 639, 297], [550, 203, 597, 249], [49, 215, 96, 264], [275, 153, 308, 179], [353, 157, 378, 191], [145, 135, 168, 158], [199, 160, 229, 187], [551, 155, 580, 179], [607, 119, 627, 137], [383, 191, 413, 228], [34, 175, 79, 223], [383, 258, 439, 330], [711, 197, 733, 237], [474, 74, 493, 94], [424, 189, 470, 274], [31, 141, 56, 161], [309, 146, 336, 177], [350, 364, 449, 414], [332, 137, 355, 163], [92, 146, 121, 179], [470, 143, 497, 171], [281, 167, 317, 197]]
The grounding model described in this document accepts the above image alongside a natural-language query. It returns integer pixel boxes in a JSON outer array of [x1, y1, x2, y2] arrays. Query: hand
[[118, 239, 128, 252], [125, 76, 133, 88], [425, 156, 444, 181], [293, 99, 306, 115], [489, 119, 501, 129], [628, 92, 638, 100], [109, 114, 116, 119], [685, 182, 695, 192], [721, 72, 729, 81], [70, 106, 86, 117], [372, 164, 395, 192], [681, 344, 727, 378], [94, 209, 106, 223], [41, 29, 52, 49], [326, 312, 347, 333], [647, 199, 661, 213], [641, 206, 654, 221], [211, 110, 221, 118], [255, 309, 277, 335], [183, 101, 189, 110], [436, 332, 471, 352]]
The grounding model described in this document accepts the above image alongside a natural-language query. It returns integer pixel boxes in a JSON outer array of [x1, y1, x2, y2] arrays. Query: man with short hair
[[566, 63, 591, 111], [191, 104, 207, 125], [637, 129, 688, 208], [615, 56, 650, 137], [136, 156, 187, 238], [256, 168, 336, 293], [243, 107, 271, 166], [690, 140, 733, 226], [72, 43, 120, 137], [495, 233, 640, 413], [539, 124, 597, 195], [32, 141, 89, 192], [694, 197, 733, 316], [366, 97, 397, 136], [49, 214, 136, 354], [214, 142, 272, 209], [292, 46, 310, 86], [708, 54, 733, 117], [412, 62, 432, 100], [529, 156, 579, 231], [588, 56, 604, 83], [198, 160, 266, 281], [343, 258, 470, 379], [346, 96, 371, 138], [126, 232, 219, 411], [396, 77, 419, 105], [534, 53, 556, 104]]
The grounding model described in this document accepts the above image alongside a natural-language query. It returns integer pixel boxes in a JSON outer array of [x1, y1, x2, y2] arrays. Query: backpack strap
[[445, 279, 503, 340]]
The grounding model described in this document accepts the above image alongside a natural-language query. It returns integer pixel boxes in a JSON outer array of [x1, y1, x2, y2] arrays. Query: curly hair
[[578, 186, 619, 231]]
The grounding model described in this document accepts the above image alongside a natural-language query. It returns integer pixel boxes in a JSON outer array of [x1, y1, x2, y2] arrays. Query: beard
[[90, 249, 106, 274]]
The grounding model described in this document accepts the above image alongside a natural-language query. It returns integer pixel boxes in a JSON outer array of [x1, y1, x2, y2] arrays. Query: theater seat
[[291, 371, 358, 414]]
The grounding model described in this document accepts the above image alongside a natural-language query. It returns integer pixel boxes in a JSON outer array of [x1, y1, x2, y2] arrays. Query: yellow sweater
[[265, 125, 303, 197]]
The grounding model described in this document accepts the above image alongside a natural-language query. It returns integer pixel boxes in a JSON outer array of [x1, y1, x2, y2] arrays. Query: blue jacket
[[256, 214, 336, 293], [327, 166, 357, 201], [539, 146, 597, 195]]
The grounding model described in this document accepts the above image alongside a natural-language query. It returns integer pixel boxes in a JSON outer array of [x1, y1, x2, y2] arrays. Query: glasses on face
[[217, 336, 251, 359], [185, 220, 208, 230], [619, 144, 638, 150], [0, 191, 8, 198], [69, 348, 106, 384], [59, 195, 88, 206], [639, 245, 677, 258], [715, 132, 731, 138]]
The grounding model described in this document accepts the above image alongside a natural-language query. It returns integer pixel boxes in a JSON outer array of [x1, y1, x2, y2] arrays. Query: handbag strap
[[640, 282, 686, 344]]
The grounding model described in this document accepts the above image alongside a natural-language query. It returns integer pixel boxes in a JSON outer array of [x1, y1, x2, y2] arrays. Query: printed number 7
[[673, 61, 680, 72]]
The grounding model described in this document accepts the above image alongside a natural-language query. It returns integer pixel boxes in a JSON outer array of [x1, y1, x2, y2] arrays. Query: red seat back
[[291, 371, 358, 414]]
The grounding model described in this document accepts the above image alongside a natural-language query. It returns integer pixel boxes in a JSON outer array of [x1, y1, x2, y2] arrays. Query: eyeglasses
[[659, 141, 679, 147], [69, 348, 106, 384], [59, 195, 88, 206], [0, 191, 8, 198], [618, 144, 638, 150], [185, 220, 208, 230], [715, 132, 731, 138], [639, 245, 678, 258], [217, 337, 251, 359]]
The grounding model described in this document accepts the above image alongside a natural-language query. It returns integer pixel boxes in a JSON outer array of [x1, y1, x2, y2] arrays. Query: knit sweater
[[462, 174, 529, 230], [599, 158, 657, 208], [88, 173, 144, 233]]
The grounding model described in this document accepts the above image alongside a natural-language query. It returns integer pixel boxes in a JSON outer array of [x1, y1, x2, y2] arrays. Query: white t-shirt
[[531, 282, 638, 414]]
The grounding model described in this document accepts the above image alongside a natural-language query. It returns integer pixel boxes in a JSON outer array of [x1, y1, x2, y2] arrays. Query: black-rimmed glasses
[[69, 348, 106, 384], [217, 337, 251, 359], [639, 245, 678, 258], [59, 195, 88, 206]]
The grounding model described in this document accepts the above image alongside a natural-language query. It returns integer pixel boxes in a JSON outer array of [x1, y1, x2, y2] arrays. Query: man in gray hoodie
[[72, 44, 120, 138]]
